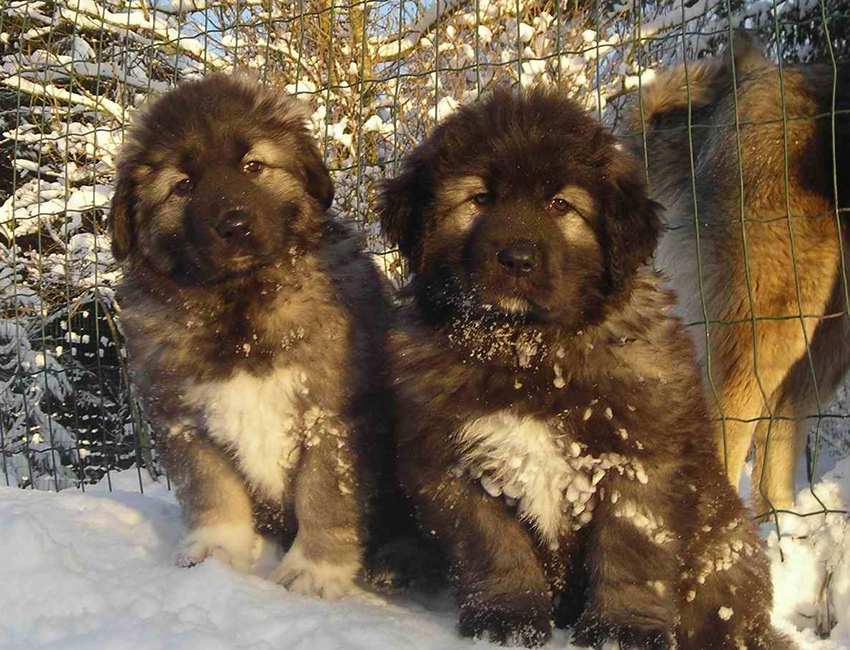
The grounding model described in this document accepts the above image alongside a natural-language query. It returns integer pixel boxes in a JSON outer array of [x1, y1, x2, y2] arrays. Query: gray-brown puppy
[[378, 87, 794, 650], [109, 73, 393, 598], [622, 37, 850, 514]]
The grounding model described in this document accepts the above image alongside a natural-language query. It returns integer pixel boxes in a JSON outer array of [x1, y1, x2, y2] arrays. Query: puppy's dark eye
[[549, 198, 574, 214], [243, 160, 264, 175], [472, 193, 492, 206], [174, 178, 193, 195]]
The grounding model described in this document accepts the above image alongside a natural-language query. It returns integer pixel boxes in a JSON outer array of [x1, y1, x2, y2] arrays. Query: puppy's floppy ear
[[375, 156, 431, 269], [280, 96, 334, 210], [109, 171, 136, 262], [301, 142, 335, 210], [602, 143, 663, 292]]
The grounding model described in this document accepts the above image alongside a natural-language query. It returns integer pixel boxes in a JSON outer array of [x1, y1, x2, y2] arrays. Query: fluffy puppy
[[109, 73, 393, 598], [621, 37, 850, 514], [378, 87, 795, 649]]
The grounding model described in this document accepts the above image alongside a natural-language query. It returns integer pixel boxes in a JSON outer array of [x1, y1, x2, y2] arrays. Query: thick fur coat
[[110, 73, 394, 598], [378, 88, 795, 650], [621, 37, 850, 514]]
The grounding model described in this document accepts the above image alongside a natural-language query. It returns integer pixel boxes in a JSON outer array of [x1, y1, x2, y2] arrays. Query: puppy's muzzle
[[497, 240, 540, 277]]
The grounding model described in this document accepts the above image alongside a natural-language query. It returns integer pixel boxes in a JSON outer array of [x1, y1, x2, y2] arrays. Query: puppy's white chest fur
[[182, 366, 310, 501], [457, 411, 596, 545]]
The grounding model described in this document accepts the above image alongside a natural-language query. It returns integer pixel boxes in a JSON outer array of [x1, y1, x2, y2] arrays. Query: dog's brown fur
[[378, 87, 794, 649], [110, 73, 394, 598], [622, 37, 850, 514]]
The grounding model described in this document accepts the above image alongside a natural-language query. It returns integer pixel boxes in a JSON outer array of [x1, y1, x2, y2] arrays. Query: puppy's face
[[428, 173, 604, 325], [109, 73, 333, 285], [378, 88, 661, 329]]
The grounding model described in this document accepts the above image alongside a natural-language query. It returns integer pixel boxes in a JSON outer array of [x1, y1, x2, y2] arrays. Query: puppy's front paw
[[175, 524, 257, 573], [270, 541, 361, 600], [459, 592, 554, 647], [572, 610, 673, 650]]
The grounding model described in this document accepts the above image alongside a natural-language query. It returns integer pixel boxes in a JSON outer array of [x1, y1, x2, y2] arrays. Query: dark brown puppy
[[378, 87, 795, 649], [621, 37, 850, 515], [110, 73, 394, 598]]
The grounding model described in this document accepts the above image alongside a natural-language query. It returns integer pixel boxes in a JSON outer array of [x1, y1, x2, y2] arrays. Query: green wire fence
[[0, 0, 847, 530]]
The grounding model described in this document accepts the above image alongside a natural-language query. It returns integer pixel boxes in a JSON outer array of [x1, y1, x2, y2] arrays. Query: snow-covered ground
[[1, 463, 849, 650]]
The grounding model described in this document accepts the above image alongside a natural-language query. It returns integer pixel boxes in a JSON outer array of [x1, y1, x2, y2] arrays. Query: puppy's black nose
[[215, 210, 252, 241], [497, 240, 540, 276]]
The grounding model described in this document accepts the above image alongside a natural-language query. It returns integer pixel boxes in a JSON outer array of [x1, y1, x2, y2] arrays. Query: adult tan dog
[[623, 39, 850, 514], [109, 73, 394, 598]]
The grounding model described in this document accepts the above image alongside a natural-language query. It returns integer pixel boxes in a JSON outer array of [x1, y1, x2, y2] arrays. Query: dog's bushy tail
[[634, 33, 769, 133]]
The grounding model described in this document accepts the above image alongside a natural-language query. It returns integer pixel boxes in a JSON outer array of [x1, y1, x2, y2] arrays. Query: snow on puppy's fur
[[109, 73, 394, 598], [379, 87, 797, 650]]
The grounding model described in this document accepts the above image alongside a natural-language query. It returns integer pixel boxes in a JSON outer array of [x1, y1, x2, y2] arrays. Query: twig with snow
[[56, 0, 230, 69], [635, 0, 725, 40], [1, 75, 126, 122], [370, 0, 466, 63]]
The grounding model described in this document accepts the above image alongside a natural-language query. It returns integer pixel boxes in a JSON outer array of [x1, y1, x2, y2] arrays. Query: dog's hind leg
[[709, 312, 811, 504], [752, 301, 850, 515], [751, 410, 803, 516], [708, 371, 764, 498]]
